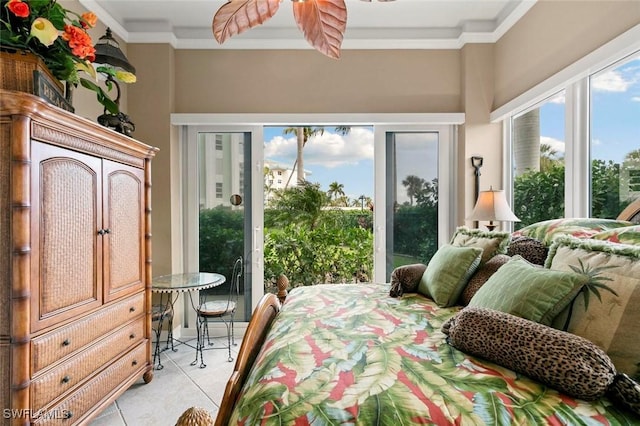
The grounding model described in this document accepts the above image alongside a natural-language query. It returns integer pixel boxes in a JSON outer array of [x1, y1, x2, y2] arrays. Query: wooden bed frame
[[214, 198, 640, 425], [617, 198, 640, 223], [214, 293, 281, 426]]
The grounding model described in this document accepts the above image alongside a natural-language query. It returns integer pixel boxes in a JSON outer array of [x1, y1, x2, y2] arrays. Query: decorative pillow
[[607, 373, 640, 417], [442, 307, 616, 401], [591, 225, 640, 246], [506, 236, 548, 265], [468, 256, 587, 325], [546, 236, 640, 378], [450, 226, 510, 264], [389, 263, 427, 297], [417, 244, 483, 308], [512, 218, 633, 246], [459, 254, 510, 306]]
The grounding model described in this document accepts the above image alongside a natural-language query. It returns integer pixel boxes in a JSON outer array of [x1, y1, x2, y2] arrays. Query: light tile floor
[[90, 335, 241, 425]]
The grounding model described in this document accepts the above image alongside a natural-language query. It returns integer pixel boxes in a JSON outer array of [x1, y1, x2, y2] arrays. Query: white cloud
[[540, 136, 565, 156], [591, 70, 634, 92], [632, 96, 640, 102], [264, 127, 374, 168]]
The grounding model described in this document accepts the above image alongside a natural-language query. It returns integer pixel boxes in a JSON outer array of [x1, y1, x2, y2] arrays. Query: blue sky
[[264, 56, 640, 201], [540, 56, 640, 164], [263, 126, 375, 201]]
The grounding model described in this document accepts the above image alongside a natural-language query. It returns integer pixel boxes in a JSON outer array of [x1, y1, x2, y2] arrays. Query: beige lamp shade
[[467, 187, 520, 230]]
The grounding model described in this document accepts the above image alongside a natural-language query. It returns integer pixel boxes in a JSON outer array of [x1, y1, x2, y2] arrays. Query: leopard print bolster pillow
[[389, 263, 427, 297], [608, 373, 640, 417], [442, 307, 616, 401]]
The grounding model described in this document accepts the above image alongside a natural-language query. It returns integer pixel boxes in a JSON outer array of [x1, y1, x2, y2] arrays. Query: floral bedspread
[[229, 284, 635, 425]]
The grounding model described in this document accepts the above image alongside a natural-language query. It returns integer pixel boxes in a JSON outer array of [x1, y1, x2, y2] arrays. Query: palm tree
[[327, 181, 346, 205], [401, 175, 425, 206], [282, 126, 353, 189], [540, 143, 563, 172], [270, 181, 328, 229], [283, 127, 325, 187]]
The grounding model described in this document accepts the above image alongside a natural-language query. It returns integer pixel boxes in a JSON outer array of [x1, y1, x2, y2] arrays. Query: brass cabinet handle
[[132, 360, 138, 366], [129, 306, 136, 312], [61, 375, 71, 384], [129, 333, 135, 339], [62, 339, 70, 346]]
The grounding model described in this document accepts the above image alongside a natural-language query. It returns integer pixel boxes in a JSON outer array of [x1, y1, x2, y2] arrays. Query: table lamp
[[467, 186, 520, 231], [93, 28, 136, 135]]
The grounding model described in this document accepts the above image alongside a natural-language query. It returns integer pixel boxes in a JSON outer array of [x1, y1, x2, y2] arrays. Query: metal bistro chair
[[151, 301, 174, 370], [196, 257, 242, 363]]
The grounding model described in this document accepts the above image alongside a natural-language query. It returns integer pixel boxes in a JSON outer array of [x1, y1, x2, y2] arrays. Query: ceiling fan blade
[[293, 0, 347, 59], [213, 0, 281, 44]]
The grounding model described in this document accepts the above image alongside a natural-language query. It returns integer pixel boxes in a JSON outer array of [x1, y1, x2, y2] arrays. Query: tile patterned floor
[[90, 335, 241, 425]]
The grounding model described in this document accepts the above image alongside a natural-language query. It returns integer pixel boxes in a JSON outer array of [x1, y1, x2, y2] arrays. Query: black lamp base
[[98, 112, 135, 136]]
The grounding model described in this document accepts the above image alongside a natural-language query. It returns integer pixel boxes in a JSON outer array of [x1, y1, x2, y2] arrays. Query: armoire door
[[102, 160, 145, 301], [31, 142, 103, 332]]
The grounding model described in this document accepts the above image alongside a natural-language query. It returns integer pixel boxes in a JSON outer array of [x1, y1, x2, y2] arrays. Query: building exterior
[[199, 133, 244, 210], [264, 160, 312, 203]]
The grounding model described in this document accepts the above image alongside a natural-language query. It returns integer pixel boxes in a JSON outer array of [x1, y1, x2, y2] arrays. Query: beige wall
[[494, 0, 640, 109], [459, 44, 503, 227], [174, 49, 461, 113], [127, 44, 176, 277]]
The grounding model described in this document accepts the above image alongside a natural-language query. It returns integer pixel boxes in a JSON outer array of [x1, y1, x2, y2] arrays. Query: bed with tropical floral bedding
[[228, 283, 636, 425]]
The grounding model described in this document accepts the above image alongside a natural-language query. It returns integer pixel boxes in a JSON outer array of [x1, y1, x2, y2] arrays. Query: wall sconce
[[467, 186, 520, 231], [93, 28, 136, 135]]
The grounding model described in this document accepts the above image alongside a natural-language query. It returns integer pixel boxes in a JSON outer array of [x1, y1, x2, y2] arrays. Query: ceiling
[[79, 0, 537, 50]]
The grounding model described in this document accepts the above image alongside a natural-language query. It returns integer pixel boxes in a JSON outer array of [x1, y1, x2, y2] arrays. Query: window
[[511, 92, 566, 229], [503, 47, 639, 222], [590, 55, 640, 218]]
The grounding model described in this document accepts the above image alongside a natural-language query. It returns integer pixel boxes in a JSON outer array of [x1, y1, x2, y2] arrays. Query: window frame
[[493, 26, 640, 226]]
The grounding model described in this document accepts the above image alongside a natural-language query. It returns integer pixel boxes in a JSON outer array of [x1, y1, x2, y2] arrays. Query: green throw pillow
[[468, 256, 588, 325], [418, 244, 483, 307], [450, 226, 511, 264]]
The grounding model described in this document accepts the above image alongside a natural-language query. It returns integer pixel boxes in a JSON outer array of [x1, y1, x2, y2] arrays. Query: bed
[[215, 200, 640, 425]]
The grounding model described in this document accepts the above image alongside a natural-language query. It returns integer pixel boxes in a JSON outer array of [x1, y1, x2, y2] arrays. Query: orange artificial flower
[[80, 12, 97, 29], [61, 24, 96, 61], [7, 0, 29, 18]]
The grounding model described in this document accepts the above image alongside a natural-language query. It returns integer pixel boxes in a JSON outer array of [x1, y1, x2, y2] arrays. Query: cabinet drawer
[[33, 342, 147, 425], [31, 318, 145, 411], [32, 292, 144, 373]]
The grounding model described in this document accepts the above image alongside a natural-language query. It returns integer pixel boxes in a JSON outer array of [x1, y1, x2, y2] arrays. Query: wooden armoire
[[0, 90, 158, 425]]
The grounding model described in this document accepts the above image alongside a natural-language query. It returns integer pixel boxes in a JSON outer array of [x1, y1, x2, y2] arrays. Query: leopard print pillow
[[389, 263, 427, 297], [442, 307, 616, 400], [608, 373, 640, 417], [507, 236, 548, 265], [459, 254, 510, 305]]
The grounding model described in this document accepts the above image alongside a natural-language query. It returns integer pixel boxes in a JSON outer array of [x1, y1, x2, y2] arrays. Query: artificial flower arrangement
[[0, 0, 135, 114]]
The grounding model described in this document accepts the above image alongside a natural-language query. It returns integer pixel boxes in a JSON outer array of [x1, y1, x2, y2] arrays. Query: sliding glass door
[[374, 125, 456, 282], [178, 117, 459, 314], [184, 126, 263, 324]]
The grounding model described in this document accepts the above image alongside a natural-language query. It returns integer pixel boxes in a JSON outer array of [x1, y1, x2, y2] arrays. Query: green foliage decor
[[264, 223, 373, 290], [515, 159, 631, 229], [199, 206, 244, 279]]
